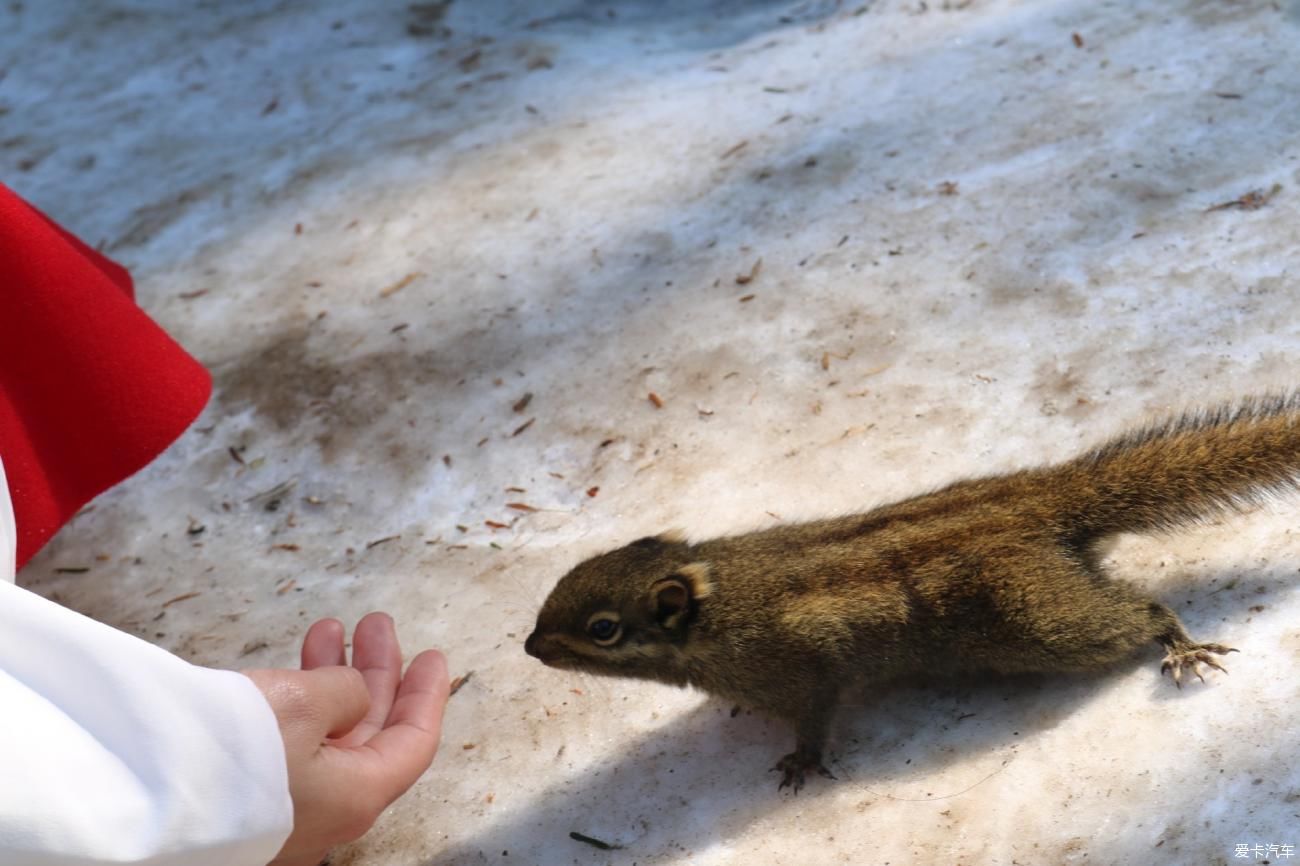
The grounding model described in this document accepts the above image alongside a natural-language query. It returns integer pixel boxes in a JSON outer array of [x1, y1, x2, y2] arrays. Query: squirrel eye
[[586, 616, 622, 646]]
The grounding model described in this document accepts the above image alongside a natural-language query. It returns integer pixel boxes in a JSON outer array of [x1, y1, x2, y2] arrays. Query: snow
[[4, 0, 1299, 863]]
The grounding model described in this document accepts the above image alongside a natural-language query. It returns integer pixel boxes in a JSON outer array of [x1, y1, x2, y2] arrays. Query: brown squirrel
[[525, 395, 1300, 791]]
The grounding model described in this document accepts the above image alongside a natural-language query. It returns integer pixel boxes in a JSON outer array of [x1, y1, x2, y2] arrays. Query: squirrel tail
[[1048, 392, 1300, 546]]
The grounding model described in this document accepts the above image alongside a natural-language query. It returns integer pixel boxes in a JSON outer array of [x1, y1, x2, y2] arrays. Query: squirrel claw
[[1161, 642, 1236, 688], [772, 752, 835, 794]]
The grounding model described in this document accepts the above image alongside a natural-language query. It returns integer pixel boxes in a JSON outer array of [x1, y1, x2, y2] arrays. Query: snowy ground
[[4, 0, 1300, 863]]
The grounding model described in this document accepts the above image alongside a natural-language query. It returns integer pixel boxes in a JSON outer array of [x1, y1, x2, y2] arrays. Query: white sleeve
[[0, 455, 295, 866], [0, 452, 13, 585]]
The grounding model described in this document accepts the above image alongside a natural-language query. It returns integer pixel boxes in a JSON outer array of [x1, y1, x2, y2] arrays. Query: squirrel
[[525, 394, 1300, 791]]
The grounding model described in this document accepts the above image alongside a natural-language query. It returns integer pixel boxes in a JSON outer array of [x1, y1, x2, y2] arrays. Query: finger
[[304, 665, 372, 739], [385, 650, 450, 734], [301, 618, 346, 670], [335, 612, 403, 746], [348, 650, 450, 798]]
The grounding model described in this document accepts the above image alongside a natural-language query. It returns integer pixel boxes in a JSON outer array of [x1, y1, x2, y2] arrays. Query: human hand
[[243, 612, 449, 866]]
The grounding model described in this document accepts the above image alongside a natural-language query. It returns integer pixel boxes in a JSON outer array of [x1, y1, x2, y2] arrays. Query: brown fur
[[525, 394, 1300, 790]]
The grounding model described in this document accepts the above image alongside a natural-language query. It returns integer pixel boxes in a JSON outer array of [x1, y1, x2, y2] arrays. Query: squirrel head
[[525, 531, 714, 682]]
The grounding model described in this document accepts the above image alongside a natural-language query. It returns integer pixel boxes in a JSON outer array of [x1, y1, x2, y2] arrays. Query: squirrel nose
[[524, 630, 541, 658]]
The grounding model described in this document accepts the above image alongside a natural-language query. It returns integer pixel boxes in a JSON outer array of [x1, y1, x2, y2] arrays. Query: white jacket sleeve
[[0, 455, 294, 866]]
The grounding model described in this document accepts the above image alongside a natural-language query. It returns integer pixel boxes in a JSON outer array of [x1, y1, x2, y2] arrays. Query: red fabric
[[0, 185, 211, 569]]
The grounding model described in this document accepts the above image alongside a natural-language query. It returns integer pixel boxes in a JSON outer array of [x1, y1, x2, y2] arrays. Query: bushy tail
[[1050, 393, 1300, 545]]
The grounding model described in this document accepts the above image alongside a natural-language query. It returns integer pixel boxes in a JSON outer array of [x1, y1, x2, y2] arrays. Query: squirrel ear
[[650, 578, 692, 629], [675, 562, 713, 600], [650, 562, 711, 629], [630, 529, 688, 549]]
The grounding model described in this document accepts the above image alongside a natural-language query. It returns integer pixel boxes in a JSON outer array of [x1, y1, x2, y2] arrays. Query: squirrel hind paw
[[771, 752, 836, 794], [1160, 642, 1238, 688]]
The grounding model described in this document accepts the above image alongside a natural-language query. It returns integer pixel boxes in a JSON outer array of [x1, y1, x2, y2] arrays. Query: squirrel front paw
[[771, 750, 835, 794]]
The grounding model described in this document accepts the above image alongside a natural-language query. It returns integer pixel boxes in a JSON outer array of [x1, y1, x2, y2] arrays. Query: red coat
[[0, 184, 211, 569]]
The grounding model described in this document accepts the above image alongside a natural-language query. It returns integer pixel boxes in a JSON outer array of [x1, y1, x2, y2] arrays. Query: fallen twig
[[1205, 183, 1281, 212], [569, 831, 620, 851]]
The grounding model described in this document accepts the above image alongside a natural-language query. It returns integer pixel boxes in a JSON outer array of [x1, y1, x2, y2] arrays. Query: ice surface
[[3, 1, 1299, 864]]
